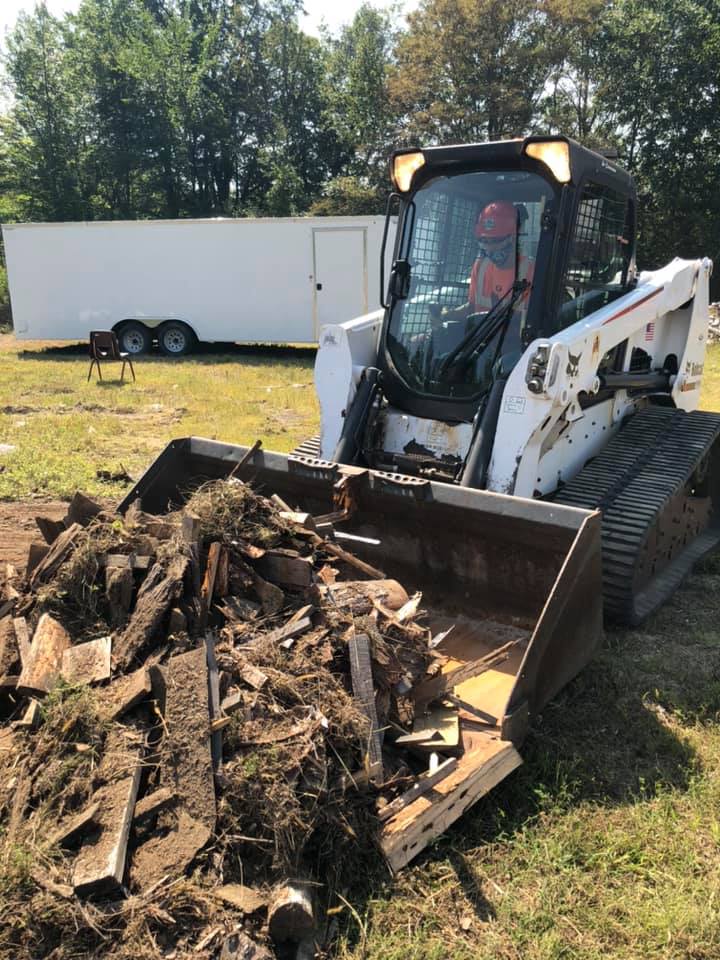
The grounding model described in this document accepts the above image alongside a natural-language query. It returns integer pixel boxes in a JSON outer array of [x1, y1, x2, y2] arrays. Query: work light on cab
[[391, 150, 425, 192], [524, 139, 572, 183]]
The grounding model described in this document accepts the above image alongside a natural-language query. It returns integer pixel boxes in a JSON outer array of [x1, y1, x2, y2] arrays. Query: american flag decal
[[645, 321, 655, 341]]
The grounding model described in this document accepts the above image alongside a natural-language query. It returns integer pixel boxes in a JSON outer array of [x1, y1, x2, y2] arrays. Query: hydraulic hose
[[332, 367, 380, 466], [459, 378, 506, 488]]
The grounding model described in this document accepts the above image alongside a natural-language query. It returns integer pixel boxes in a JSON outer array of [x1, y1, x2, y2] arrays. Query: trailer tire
[[117, 322, 151, 355], [158, 321, 195, 357]]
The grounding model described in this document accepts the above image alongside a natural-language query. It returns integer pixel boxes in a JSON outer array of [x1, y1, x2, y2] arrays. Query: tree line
[[1, 0, 720, 287]]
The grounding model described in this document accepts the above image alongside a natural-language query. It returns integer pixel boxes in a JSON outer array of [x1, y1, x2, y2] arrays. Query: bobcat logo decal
[[566, 351, 582, 377]]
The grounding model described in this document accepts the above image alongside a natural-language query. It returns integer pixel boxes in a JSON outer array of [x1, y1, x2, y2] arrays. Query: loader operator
[[441, 200, 534, 321], [421, 201, 534, 369]]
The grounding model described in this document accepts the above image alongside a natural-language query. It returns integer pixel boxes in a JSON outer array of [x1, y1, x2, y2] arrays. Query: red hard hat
[[475, 201, 517, 239]]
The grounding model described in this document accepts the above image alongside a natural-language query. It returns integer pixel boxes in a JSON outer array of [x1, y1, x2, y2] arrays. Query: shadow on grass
[[16, 341, 317, 365]]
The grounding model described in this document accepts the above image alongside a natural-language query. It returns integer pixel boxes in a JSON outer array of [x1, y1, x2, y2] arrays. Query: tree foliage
[[1, 0, 720, 286]]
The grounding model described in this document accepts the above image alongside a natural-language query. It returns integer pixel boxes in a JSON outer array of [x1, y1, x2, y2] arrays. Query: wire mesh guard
[[566, 183, 629, 289], [399, 192, 478, 339]]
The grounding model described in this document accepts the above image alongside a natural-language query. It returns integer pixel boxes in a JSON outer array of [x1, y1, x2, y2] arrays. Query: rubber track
[[291, 435, 321, 458], [555, 406, 720, 624]]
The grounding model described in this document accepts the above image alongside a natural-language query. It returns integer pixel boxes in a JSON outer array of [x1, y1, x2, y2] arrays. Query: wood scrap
[[17, 613, 71, 696], [34, 515, 66, 545], [200, 542, 222, 630], [61, 636, 112, 684], [12, 617, 31, 667], [411, 640, 523, 708], [236, 662, 268, 691], [29, 523, 82, 587], [26, 542, 49, 578], [251, 570, 285, 615], [105, 553, 153, 570], [268, 883, 316, 942], [113, 557, 188, 669], [309, 533, 385, 579], [257, 549, 313, 588], [227, 438, 262, 479], [130, 644, 216, 889], [12, 698, 41, 730], [0, 617, 20, 677], [101, 667, 152, 721], [316, 579, 408, 616], [206, 632, 223, 771], [73, 726, 144, 896], [211, 883, 268, 914], [133, 787, 176, 821], [267, 616, 312, 647], [348, 632, 383, 784], [377, 757, 459, 822], [64, 491, 103, 528]]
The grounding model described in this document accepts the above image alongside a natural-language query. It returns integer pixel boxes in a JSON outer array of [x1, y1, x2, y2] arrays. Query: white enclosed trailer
[[2, 215, 394, 355]]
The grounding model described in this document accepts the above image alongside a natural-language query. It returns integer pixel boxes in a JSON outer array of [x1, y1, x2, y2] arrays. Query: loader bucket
[[121, 438, 603, 869]]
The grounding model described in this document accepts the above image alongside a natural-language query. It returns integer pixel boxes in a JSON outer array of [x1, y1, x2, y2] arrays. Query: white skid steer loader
[[123, 137, 720, 868]]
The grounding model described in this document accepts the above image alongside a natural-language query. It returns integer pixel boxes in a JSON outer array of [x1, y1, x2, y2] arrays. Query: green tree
[[1, 4, 86, 220], [596, 0, 720, 277], [541, 0, 614, 146], [390, 0, 555, 143], [325, 3, 398, 187]]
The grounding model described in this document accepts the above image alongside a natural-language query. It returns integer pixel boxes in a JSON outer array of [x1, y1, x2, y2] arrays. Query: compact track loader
[[123, 137, 720, 868]]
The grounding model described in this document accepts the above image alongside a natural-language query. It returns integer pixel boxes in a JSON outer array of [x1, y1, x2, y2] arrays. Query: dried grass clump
[[185, 479, 293, 548]]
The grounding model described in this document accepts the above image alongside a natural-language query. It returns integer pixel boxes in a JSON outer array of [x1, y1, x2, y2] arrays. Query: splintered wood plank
[[378, 757, 458, 822], [348, 633, 383, 783], [130, 644, 215, 889], [381, 730, 522, 873], [18, 614, 71, 696], [199, 542, 222, 630], [30, 523, 82, 587], [429, 617, 531, 722], [12, 618, 31, 668], [412, 640, 522, 709], [310, 534, 385, 580], [113, 557, 188, 669], [73, 726, 144, 896], [61, 636, 112, 685]]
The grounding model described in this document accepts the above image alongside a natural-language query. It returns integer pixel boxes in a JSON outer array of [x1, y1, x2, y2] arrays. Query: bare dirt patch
[[0, 499, 68, 571]]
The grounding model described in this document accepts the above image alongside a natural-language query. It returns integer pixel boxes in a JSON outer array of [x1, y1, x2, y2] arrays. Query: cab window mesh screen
[[558, 182, 631, 330], [400, 193, 478, 338]]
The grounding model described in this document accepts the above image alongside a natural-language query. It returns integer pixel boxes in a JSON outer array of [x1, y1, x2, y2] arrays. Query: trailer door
[[313, 228, 367, 337]]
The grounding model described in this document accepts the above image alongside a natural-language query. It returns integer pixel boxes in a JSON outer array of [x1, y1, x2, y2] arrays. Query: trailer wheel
[[158, 321, 195, 357], [118, 322, 151, 355]]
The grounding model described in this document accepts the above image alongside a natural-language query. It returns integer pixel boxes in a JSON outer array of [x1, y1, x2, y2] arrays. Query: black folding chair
[[87, 331, 136, 382]]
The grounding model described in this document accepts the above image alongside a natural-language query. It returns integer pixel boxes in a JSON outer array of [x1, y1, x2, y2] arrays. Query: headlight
[[391, 151, 425, 192], [524, 140, 571, 183]]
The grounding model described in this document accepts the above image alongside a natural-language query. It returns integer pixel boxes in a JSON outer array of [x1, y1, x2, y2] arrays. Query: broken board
[[73, 726, 144, 896], [381, 728, 522, 872], [130, 643, 215, 889]]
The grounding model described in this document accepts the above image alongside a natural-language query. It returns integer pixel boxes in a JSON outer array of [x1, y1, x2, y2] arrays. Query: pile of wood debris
[[0, 479, 511, 959]]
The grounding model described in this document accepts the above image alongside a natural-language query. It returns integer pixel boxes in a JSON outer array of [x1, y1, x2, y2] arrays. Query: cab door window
[[557, 182, 633, 330]]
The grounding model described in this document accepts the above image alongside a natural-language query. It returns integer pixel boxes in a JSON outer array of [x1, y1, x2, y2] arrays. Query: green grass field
[[2, 334, 720, 958], [0, 335, 318, 500]]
